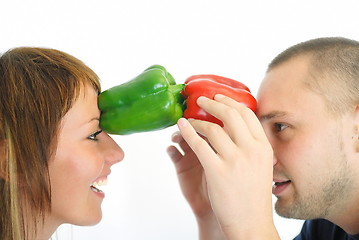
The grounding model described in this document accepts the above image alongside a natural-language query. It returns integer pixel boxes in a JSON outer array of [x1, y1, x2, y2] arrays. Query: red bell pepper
[[181, 75, 257, 126]]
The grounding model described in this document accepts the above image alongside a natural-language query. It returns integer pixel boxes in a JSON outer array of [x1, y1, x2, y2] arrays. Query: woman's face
[[48, 84, 124, 226]]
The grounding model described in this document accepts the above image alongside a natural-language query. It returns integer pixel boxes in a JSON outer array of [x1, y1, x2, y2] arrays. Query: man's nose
[[273, 154, 278, 166]]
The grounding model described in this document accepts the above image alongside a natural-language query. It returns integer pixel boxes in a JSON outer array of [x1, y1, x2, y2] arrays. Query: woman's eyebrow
[[87, 117, 100, 123]]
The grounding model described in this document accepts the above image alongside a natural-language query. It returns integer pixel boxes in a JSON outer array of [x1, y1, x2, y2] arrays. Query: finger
[[171, 131, 192, 153], [196, 96, 253, 146], [166, 145, 184, 164], [171, 131, 183, 143], [167, 145, 200, 175], [177, 118, 219, 169], [188, 118, 240, 161], [214, 94, 268, 141]]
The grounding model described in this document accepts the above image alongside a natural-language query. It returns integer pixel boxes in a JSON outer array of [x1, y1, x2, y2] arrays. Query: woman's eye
[[88, 130, 103, 141], [274, 123, 288, 132]]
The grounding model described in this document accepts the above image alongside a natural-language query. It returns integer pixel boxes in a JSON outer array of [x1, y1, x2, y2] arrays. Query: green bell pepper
[[99, 65, 185, 135]]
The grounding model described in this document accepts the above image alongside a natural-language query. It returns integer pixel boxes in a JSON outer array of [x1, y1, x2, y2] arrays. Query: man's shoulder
[[293, 219, 359, 240]]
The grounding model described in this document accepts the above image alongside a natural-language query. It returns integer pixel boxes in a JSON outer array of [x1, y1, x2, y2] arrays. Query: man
[[168, 37, 359, 239]]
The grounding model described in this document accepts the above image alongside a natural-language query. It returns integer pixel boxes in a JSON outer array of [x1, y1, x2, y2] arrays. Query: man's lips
[[272, 179, 291, 195]]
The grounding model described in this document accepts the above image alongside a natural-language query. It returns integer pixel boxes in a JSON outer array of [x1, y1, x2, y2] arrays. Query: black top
[[293, 219, 359, 240]]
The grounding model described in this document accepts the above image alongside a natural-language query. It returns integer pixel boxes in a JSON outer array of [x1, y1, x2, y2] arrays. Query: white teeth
[[91, 185, 103, 193], [90, 177, 108, 193], [92, 178, 108, 187]]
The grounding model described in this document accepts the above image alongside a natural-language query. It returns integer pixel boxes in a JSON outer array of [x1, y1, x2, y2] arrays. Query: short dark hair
[[268, 37, 359, 115]]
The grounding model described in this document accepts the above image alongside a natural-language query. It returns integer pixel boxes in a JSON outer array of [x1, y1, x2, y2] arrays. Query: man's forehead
[[257, 56, 312, 100]]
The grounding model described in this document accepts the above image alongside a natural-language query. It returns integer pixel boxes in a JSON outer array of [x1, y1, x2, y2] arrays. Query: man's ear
[[354, 106, 359, 152]]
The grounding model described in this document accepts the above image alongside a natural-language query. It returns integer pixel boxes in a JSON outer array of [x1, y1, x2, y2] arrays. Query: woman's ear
[[0, 139, 8, 180]]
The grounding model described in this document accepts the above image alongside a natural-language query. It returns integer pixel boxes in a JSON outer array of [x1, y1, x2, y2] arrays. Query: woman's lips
[[272, 180, 291, 196], [90, 175, 109, 198]]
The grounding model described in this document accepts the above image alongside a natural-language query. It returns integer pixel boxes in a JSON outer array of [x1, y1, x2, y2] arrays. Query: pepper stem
[[169, 84, 185, 103]]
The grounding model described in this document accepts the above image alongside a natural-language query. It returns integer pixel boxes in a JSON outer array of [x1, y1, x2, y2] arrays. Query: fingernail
[[172, 131, 180, 136], [166, 147, 176, 157], [197, 96, 209, 104], [171, 131, 180, 139], [177, 118, 188, 127], [214, 94, 225, 100]]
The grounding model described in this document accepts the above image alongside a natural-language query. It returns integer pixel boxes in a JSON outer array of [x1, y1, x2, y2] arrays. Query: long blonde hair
[[0, 47, 101, 239]]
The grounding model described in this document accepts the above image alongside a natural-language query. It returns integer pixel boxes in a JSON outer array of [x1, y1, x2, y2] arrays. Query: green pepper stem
[[169, 83, 185, 94], [169, 84, 185, 103]]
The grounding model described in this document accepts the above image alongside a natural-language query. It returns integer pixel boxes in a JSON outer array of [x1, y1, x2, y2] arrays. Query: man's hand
[[167, 131, 226, 240], [174, 94, 279, 239]]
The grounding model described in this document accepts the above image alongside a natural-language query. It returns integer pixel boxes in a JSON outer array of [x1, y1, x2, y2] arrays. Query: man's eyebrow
[[258, 111, 288, 121]]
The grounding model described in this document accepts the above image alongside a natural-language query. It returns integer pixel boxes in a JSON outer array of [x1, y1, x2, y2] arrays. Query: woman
[[0, 47, 124, 239]]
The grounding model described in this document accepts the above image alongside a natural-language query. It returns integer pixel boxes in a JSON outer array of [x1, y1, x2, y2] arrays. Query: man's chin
[[274, 202, 293, 219], [274, 199, 316, 220], [274, 198, 301, 219]]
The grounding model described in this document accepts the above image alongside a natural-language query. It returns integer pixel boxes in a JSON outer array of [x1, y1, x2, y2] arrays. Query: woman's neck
[[25, 211, 60, 239]]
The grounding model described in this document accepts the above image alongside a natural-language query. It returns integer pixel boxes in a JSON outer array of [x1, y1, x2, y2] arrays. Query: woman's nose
[[101, 133, 124, 166]]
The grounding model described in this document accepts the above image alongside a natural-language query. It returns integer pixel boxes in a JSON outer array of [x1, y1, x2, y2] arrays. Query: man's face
[[256, 55, 357, 220]]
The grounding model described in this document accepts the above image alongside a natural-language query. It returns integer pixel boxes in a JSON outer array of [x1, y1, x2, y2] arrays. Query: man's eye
[[274, 123, 288, 132], [88, 130, 103, 141]]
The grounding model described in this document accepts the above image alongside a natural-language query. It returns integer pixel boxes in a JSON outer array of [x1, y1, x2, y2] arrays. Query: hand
[[167, 132, 226, 239], [176, 94, 279, 239], [167, 132, 210, 217]]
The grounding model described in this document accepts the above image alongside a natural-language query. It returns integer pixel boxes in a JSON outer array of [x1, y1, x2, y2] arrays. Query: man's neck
[[328, 193, 359, 235]]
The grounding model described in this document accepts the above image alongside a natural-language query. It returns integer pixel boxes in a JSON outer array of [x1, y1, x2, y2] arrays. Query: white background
[[1, 1, 359, 239]]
